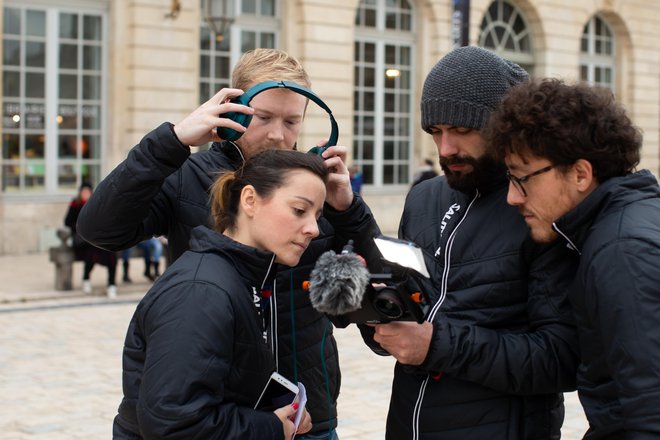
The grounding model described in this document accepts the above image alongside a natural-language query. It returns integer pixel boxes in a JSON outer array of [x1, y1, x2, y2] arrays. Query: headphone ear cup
[[217, 101, 253, 141]]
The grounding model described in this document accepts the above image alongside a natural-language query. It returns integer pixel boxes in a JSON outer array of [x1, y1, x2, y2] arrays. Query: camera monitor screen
[[374, 236, 430, 278]]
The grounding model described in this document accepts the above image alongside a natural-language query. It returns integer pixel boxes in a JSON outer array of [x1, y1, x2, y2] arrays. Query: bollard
[[49, 227, 74, 291]]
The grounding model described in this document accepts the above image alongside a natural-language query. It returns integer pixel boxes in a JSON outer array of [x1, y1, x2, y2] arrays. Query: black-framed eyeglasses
[[506, 165, 554, 197]]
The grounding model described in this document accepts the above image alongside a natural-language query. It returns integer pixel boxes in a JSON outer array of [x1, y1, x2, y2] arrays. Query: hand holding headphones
[[217, 80, 339, 156], [173, 87, 253, 147]]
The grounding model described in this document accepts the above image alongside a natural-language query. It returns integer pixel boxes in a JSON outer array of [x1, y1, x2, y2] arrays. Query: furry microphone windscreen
[[309, 250, 370, 315]]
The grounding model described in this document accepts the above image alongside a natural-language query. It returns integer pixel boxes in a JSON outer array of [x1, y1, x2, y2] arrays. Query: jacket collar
[[212, 140, 245, 170], [553, 170, 660, 253], [189, 225, 277, 290], [478, 166, 509, 195]]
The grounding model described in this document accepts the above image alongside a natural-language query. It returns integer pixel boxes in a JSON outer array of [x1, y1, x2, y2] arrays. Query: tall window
[[580, 15, 615, 90], [478, 0, 534, 73], [354, 0, 414, 187], [2, 5, 105, 195], [199, 0, 279, 103]]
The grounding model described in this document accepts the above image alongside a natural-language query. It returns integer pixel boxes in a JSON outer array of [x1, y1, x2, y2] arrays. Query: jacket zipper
[[552, 222, 582, 255], [410, 190, 480, 440], [258, 255, 278, 366], [270, 282, 279, 370]]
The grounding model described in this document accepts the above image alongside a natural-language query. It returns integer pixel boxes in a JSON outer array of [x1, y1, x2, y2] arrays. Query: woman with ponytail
[[113, 149, 326, 440]]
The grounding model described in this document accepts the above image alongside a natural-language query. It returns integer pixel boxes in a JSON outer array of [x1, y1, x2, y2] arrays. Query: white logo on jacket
[[435, 203, 461, 257], [252, 286, 269, 343], [252, 286, 261, 308]]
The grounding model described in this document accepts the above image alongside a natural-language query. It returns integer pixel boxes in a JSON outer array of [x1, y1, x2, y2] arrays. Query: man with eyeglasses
[[487, 78, 660, 439], [506, 165, 554, 197], [359, 46, 579, 439]]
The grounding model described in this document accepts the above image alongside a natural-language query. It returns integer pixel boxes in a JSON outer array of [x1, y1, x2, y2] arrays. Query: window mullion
[[374, 40, 384, 186], [45, 8, 58, 192]]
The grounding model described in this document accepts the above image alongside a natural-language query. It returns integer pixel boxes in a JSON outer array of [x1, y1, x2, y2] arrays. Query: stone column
[[49, 228, 74, 291]]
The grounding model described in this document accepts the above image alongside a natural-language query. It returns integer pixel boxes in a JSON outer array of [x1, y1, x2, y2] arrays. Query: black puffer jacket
[[364, 174, 579, 440], [553, 170, 660, 440], [114, 226, 283, 439], [78, 123, 380, 434]]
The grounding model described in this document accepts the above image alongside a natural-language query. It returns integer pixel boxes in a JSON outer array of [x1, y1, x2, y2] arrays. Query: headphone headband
[[217, 80, 339, 150]]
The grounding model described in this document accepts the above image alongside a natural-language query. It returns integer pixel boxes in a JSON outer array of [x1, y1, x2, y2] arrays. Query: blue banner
[[452, 0, 470, 48]]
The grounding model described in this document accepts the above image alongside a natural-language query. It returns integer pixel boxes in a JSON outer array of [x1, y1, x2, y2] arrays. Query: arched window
[[478, 0, 533, 73], [580, 15, 615, 90], [199, 0, 279, 103], [354, 0, 415, 187]]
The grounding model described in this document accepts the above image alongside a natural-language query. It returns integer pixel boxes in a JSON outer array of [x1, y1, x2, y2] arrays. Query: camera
[[308, 236, 431, 328], [329, 259, 429, 328]]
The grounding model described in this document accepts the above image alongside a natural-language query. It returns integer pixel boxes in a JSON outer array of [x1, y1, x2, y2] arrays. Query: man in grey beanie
[[360, 46, 579, 439]]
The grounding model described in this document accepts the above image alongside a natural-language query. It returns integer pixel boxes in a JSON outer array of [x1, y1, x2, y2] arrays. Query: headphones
[[217, 80, 339, 155]]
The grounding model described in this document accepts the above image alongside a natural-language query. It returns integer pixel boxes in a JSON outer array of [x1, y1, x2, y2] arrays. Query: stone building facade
[[0, 0, 658, 254]]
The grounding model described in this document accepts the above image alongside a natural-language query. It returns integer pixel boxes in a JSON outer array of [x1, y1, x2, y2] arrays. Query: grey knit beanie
[[421, 46, 528, 132]]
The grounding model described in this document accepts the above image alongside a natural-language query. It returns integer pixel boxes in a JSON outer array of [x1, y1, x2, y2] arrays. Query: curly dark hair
[[484, 78, 642, 181]]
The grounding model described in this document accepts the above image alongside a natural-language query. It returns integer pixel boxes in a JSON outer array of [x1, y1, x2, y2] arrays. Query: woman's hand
[[274, 403, 313, 439], [295, 408, 313, 435], [274, 403, 297, 439]]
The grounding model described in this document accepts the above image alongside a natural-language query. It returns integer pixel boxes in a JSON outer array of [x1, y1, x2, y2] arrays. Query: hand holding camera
[[372, 319, 435, 366]]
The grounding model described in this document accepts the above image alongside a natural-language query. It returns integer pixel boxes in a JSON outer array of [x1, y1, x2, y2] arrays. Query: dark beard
[[439, 154, 505, 194]]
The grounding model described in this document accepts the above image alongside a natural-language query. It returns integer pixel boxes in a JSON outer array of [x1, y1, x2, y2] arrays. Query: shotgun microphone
[[308, 241, 370, 315]]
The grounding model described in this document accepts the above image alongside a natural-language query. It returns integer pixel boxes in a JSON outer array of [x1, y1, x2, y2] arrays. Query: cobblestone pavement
[[0, 294, 589, 439]]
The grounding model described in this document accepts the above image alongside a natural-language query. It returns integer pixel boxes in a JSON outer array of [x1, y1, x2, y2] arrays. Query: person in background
[[136, 237, 163, 280], [486, 78, 660, 439], [114, 149, 320, 439], [410, 158, 438, 187], [360, 46, 579, 439], [64, 182, 118, 298], [121, 238, 166, 283], [77, 48, 380, 439], [120, 248, 132, 283], [158, 236, 170, 267], [348, 165, 363, 194]]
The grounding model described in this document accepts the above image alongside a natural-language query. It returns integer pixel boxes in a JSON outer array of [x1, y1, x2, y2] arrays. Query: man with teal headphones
[[78, 48, 381, 439]]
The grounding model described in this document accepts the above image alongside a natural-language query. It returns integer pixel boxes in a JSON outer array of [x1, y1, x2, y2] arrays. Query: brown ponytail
[[210, 171, 238, 232]]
